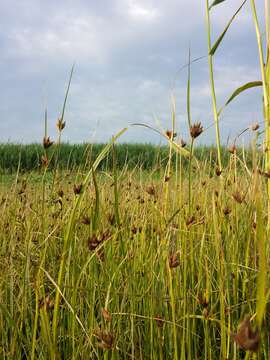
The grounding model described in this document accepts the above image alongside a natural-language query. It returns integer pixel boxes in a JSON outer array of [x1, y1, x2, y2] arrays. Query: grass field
[[0, 139, 269, 359]]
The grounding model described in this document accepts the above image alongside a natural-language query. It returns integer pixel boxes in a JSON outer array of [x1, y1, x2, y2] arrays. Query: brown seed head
[[202, 308, 209, 319], [56, 117, 66, 131], [165, 130, 177, 139], [88, 234, 100, 251], [41, 155, 49, 167], [57, 189, 64, 198], [107, 213, 116, 226], [180, 138, 187, 148], [154, 315, 165, 328], [197, 293, 209, 308], [101, 308, 112, 322], [228, 144, 236, 154], [232, 191, 245, 204], [96, 248, 105, 261], [190, 122, 203, 139], [223, 207, 231, 216], [73, 183, 83, 195], [215, 166, 222, 176], [38, 295, 54, 310], [43, 136, 54, 149], [95, 329, 115, 350], [232, 316, 260, 352], [81, 215, 91, 225], [263, 170, 270, 178], [169, 253, 180, 268], [186, 215, 196, 227], [250, 122, 260, 131], [164, 176, 170, 182], [146, 185, 155, 196]]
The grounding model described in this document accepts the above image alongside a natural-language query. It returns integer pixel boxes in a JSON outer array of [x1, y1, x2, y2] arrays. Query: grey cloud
[[0, 0, 265, 144]]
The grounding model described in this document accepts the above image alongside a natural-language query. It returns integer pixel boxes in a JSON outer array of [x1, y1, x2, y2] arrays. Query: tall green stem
[[188, 139, 194, 214], [205, 0, 222, 170], [250, 0, 270, 225]]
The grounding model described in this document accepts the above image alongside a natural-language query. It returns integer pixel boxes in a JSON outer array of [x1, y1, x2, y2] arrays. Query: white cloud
[[127, 0, 160, 21]]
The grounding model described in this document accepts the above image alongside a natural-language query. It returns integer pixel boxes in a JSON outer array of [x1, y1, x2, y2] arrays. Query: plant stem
[[250, 0, 270, 226], [205, 0, 222, 170]]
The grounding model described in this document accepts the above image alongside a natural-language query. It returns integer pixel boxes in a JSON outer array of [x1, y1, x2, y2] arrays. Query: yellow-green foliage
[[0, 147, 269, 359]]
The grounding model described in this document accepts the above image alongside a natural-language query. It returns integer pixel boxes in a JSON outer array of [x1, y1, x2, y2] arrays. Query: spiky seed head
[[263, 170, 270, 178], [41, 155, 49, 167], [250, 122, 259, 131], [180, 138, 187, 148], [146, 185, 155, 196], [223, 207, 231, 216], [95, 329, 115, 350], [190, 122, 203, 139], [197, 292, 209, 308], [215, 166, 222, 176], [81, 215, 90, 225], [202, 308, 209, 319], [186, 215, 196, 227], [73, 183, 83, 195], [169, 253, 180, 268], [43, 136, 53, 149], [57, 189, 64, 198], [165, 130, 177, 139], [88, 234, 100, 250], [232, 191, 244, 204], [228, 144, 236, 154], [164, 176, 170, 182], [56, 117, 66, 131], [101, 308, 112, 322], [232, 316, 260, 352]]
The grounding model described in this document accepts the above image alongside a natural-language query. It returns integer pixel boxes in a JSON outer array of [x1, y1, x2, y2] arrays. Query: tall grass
[[1, 142, 269, 359]]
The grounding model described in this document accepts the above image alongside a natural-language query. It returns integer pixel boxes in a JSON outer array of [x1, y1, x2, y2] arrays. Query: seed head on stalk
[[190, 122, 203, 139]]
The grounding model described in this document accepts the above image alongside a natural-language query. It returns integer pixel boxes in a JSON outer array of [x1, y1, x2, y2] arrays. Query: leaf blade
[[209, 0, 248, 55], [225, 81, 262, 106], [218, 81, 262, 115]]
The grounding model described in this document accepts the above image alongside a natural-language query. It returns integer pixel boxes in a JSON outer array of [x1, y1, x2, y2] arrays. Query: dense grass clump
[[0, 144, 269, 359]]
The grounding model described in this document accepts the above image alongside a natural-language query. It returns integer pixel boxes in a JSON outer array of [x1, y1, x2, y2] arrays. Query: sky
[[0, 0, 266, 145]]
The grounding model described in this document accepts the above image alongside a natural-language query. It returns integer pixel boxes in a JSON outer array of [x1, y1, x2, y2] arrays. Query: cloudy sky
[[0, 0, 265, 144]]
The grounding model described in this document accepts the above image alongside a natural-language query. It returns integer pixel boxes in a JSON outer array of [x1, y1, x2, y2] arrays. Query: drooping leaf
[[209, 0, 248, 55], [218, 81, 262, 115], [225, 81, 262, 106], [209, 0, 226, 10], [131, 123, 190, 157]]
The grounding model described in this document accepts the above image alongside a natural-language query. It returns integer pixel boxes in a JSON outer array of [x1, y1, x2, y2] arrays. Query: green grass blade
[[218, 81, 262, 115], [209, 0, 248, 55], [131, 123, 190, 157], [60, 64, 75, 121]]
